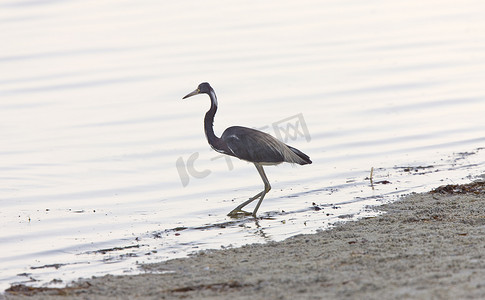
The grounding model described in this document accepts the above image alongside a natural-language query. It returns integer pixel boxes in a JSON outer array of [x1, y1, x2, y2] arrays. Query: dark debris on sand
[[431, 180, 485, 195]]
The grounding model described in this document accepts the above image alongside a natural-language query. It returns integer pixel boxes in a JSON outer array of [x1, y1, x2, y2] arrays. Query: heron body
[[183, 82, 311, 217]]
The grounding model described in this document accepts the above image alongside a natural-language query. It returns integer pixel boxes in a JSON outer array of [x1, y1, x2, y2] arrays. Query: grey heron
[[183, 82, 311, 217]]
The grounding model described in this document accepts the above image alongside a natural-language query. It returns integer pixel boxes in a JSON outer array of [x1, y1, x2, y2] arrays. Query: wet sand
[[5, 180, 485, 300]]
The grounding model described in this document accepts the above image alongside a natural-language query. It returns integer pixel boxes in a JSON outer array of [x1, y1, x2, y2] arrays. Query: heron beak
[[182, 88, 199, 99]]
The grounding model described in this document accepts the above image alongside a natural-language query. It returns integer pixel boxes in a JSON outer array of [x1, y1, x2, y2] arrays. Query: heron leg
[[251, 164, 271, 217], [227, 191, 263, 217], [227, 164, 271, 218]]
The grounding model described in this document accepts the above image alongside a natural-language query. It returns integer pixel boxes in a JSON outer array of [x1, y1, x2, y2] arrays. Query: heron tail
[[287, 145, 312, 165]]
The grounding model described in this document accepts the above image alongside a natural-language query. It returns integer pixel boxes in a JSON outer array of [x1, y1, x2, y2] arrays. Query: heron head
[[183, 82, 212, 99]]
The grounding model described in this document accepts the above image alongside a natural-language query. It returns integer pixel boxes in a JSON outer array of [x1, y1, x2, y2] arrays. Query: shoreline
[[5, 180, 485, 299]]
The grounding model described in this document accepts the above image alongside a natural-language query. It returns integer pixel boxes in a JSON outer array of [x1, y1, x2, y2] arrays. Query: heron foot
[[227, 209, 253, 218]]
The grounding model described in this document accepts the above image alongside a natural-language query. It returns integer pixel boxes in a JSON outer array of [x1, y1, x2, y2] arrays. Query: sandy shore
[[5, 180, 485, 300]]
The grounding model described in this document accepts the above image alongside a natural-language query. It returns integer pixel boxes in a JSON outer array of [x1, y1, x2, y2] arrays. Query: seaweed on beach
[[5, 282, 91, 297], [431, 181, 485, 195]]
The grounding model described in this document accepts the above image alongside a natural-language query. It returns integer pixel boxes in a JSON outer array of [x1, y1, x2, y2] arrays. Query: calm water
[[1, 0, 485, 291]]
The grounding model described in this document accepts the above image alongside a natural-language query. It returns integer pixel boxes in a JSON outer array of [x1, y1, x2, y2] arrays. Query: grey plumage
[[222, 126, 310, 165]]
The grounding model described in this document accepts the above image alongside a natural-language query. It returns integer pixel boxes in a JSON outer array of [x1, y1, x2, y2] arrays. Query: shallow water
[[1, 0, 485, 291]]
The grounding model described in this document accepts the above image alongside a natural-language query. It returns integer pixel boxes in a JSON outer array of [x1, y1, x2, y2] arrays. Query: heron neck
[[204, 90, 223, 150]]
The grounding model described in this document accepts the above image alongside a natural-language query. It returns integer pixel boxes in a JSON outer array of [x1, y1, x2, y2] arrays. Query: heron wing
[[221, 126, 308, 165]]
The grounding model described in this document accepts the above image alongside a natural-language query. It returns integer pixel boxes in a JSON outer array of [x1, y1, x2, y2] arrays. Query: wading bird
[[183, 82, 311, 217]]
